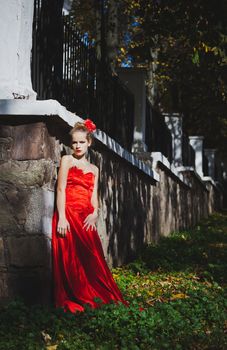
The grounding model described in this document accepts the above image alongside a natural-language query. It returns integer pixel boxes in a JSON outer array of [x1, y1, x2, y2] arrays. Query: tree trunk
[[106, 0, 119, 73], [147, 47, 159, 108]]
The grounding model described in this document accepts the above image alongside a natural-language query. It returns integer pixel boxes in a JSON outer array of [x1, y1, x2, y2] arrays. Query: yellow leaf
[[46, 346, 57, 350], [170, 293, 189, 300], [148, 291, 154, 296]]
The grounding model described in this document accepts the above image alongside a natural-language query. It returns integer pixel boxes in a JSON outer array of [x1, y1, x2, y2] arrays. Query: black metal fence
[[31, 0, 134, 151], [31, 0, 203, 167], [145, 100, 172, 162], [60, 15, 95, 117], [32, 0, 64, 101]]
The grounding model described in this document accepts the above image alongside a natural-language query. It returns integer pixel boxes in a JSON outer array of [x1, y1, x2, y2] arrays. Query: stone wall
[[180, 170, 209, 226], [0, 115, 221, 305], [151, 165, 189, 238], [204, 180, 223, 213], [0, 117, 60, 304]]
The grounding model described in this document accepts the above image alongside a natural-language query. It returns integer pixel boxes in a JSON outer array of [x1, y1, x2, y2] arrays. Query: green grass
[[1, 211, 227, 350]]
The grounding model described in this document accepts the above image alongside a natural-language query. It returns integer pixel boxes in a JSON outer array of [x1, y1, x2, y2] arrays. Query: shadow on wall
[[90, 144, 156, 267]]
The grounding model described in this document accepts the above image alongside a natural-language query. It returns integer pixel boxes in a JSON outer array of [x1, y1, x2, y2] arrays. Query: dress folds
[[52, 166, 127, 313]]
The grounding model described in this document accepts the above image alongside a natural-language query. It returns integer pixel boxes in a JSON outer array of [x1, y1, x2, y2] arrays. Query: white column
[[164, 113, 183, 167], [0, 0, 36, 99], [204, 149, 216, 180], [189, 136, 204, 177], [117, 68, 147, 153]]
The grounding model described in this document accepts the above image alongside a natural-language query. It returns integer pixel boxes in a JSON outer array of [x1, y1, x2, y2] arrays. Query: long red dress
[[52, 165, 127, 313]]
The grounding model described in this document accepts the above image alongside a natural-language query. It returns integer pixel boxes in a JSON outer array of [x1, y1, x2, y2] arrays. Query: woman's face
[[71, 130, 91, 157]]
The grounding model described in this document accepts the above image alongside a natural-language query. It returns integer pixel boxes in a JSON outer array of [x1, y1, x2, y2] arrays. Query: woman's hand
[[57, 217, 70, 237], [83, 211, 98, 231]]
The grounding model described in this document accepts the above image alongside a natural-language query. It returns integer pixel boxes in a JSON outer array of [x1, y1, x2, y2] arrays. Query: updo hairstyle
[[69, 122, 94, 145]]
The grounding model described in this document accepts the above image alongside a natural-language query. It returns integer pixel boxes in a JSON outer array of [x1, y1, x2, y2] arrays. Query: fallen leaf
[[170, 293, 189, 300], [46, 346, 57, 350]]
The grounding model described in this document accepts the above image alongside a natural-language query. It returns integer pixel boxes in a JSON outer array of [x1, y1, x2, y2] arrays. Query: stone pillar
[[164, 113, 183, 167], [204, 149, 217, 180], [189, 136, 204, 177], [117, 68, 147, 153], [0, 0, 36, 99]]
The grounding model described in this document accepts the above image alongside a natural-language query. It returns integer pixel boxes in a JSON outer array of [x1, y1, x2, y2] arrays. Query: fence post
[[189, 136, 204, 177], [204, 149, 217, 180], [164, 113, 183, 167], [117, 68, 147, 153]]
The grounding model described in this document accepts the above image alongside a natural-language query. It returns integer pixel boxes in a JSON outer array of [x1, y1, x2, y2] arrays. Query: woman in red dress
[[52, 119, 127, 313]]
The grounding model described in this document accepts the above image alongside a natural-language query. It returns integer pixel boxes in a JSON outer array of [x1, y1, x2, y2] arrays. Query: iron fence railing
[[32, 0, 64, 101], [60, 15, 95, 116], [31, 1, 134, 151]]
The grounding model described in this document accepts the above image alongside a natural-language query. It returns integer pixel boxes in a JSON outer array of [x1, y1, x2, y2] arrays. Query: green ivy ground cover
[[1, 212, 227, 350]]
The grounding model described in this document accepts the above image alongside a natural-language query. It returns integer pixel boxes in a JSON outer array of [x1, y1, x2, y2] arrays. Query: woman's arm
[[56, 155, 70, 236], [90, 166, 99, 214], [83, 166, 99, 231]]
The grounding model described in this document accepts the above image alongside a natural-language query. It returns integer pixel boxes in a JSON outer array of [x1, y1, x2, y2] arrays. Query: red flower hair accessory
[[84, 118, 96, 133]]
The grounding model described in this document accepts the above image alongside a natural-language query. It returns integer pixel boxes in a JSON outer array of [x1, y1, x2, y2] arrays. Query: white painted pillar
[[164, 113, 183, 167], [0, 0, 36, 99], [189, 136, 204, 177], [117, 68, 147, 153], [204, 149, 217, 180]]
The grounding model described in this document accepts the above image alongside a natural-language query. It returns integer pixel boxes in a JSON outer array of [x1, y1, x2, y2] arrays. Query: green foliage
[[1, 212, 227, 349], [137, 1, 227, 156], [140, 212, 227, 284], [71, 0, 227, 157]]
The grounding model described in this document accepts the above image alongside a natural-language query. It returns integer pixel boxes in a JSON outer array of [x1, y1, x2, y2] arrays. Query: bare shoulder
[[60, 154, 72, 167], [90, 164, 99, 176]]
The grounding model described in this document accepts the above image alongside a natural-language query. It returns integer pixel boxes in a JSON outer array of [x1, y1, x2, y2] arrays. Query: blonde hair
[[69, 122, 94, 144]]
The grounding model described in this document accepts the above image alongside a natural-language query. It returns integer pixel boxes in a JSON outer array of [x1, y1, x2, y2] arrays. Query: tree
[[70, 0, 227, 157], [123, 0, 227, 155]]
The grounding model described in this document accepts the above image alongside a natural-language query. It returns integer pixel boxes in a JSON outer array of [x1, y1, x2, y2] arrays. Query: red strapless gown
[[52, 166, 127, 313]]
